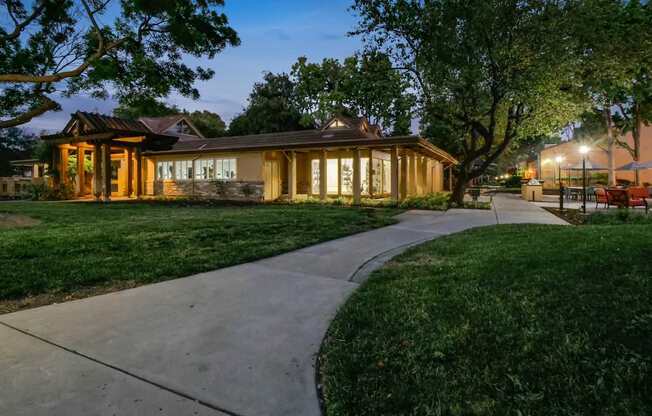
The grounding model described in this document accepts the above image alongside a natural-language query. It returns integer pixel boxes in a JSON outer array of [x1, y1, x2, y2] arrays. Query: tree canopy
[[0, 0, 239, 129], [113, 99, 227, 137], [352, 0, 586, 202], [229, 52, 415, 136]]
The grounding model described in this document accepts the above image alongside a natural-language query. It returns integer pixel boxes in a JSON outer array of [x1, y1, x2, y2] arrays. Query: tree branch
[[0, 95, 59, 128], [2, 1, 46, 41]]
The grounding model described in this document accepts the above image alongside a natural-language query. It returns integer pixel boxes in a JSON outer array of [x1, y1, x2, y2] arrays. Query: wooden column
[[126, 148, 134, 197], [102, 143, 111, 201], [426, 159, 433, 193], [400, 151, 408, 200], [337, 157, 342, 197], [60, 147, 69, 186], [319, 149, 327, 200], [76, 146, 85, 196], [408, 151, 417, 196], [353, 148, 361, 204], [93, 143, 102, 200], [448, 165, 453, 192], [135, 147, 143, 198], [368, 150, 374, 197], [288, 151, 297, 200], [391, 146, 399, 201]]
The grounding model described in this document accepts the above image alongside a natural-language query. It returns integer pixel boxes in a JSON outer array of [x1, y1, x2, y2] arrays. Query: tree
[[113, 97, 180, 119], [1, 0, 239, 129], [0, 128, 36, 176], [187, 110, 226, 137], [352, 0, 584, 203], [291, 52, 415, 134], [227, 72, 310, 136]]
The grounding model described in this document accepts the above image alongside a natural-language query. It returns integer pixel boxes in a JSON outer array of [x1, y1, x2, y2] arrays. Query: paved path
[[0, 194, 566, 416]]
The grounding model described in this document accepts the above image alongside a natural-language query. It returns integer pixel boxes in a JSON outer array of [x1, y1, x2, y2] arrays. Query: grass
[[0, 200, 399, 308], [320, 223, 652, 416]]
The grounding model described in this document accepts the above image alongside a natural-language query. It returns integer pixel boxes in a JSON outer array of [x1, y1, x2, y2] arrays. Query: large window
[[157, 161, 174, 180], [156, 158, 236, 181], [340, 158, 353, 194], [382, 160, 391, 194], [175, 160, 193, 180], [216, 158, 236, 180], [195, 159, 215, 180]]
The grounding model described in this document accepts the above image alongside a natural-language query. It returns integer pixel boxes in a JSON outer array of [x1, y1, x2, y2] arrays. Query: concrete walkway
[[0, 194, 566, 416]]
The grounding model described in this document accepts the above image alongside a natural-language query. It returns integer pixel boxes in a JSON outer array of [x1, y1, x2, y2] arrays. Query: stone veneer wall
[[154, 180, 265, 201]]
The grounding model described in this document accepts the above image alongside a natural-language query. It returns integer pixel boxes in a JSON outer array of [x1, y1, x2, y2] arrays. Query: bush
[[27, 182, 75, 201], [398, 192, 450, 210], [501, 175, 523, 188], [587, 209, 652, 225]]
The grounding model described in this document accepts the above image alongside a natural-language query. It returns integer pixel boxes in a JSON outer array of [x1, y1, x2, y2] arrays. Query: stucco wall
[[539, 125, 652, 188], [154, 179, 264, 201]]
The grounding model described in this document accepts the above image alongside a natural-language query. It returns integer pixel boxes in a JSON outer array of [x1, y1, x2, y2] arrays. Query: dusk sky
[[26, 0, 363, 133]]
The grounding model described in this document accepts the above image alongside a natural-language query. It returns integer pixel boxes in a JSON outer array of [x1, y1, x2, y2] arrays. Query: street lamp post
[[579, 145, 589, 214]]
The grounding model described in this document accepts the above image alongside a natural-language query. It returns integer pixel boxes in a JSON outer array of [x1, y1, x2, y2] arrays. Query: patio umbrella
[[616, 160, 652, 171]]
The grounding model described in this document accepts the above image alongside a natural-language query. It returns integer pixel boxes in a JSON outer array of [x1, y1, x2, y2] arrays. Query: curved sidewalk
[[0, 194, 566, 416]]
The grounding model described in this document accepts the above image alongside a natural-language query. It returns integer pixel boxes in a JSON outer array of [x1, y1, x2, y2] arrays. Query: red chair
[[627, 187, 649, 213], [595, 187, 609, 208]]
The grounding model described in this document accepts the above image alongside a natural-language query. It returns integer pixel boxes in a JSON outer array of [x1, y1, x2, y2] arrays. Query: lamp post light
[[555, 155, 564, 210], [579, 145, 589, 214]]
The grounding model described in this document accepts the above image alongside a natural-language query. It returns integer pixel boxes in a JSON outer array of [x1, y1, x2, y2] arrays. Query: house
[[0, 159, 45, 198], [41, 112, 457, 202], [537, 125, 652, 189]]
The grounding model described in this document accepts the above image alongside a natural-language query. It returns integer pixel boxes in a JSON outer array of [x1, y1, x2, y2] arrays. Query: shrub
[[587, 209, 652, 225], [398, 192, 450, 210], [27, 182, 75, 201]]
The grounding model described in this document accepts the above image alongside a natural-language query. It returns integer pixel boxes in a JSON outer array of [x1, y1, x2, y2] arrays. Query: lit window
[[195, 159, 215, 180], [340, 159, 353, 194], [175, 160, 193, 180], [157, 161, 174, 180], [311, 160, 320, 194], [216, 158, 237, 180], [327, 159, 338, 194]]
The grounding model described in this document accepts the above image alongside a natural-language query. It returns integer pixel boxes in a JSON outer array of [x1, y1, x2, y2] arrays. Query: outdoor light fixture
[[579, 145, 589, 155]]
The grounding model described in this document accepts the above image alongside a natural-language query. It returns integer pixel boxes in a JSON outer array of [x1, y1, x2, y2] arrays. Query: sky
[[25, 0, 364, 133]]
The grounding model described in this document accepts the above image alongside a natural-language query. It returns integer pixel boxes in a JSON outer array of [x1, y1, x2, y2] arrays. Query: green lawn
[[320, 223, 652, 416], [0, 201, 398, 306]]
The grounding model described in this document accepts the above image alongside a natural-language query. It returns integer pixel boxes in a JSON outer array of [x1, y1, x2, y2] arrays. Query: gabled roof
[[67, 111, 152, 136], [323, 115, 383, 136], [138, 115, 204, 138]]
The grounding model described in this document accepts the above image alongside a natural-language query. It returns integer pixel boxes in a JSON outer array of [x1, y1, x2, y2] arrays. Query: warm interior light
[[555, 156, 564, 163], [579, 145, 589, 155]]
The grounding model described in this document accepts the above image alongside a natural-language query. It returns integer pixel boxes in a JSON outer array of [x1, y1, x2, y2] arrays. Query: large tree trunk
[[450, 166, 470, 205], [633, 104, 642, 185], [603, 107, 617, 186]]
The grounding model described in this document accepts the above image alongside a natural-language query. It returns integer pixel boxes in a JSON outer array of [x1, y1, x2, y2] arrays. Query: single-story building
[[0, 159, 45, 198], [41, 112, 457, 202]]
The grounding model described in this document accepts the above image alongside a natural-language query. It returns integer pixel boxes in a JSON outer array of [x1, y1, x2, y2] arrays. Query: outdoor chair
[[595, 187, 609, 209], [627, 187, 649, 213]]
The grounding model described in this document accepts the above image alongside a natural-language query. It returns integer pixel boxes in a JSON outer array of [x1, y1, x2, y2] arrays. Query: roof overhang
[[144, 136, 458, 165]]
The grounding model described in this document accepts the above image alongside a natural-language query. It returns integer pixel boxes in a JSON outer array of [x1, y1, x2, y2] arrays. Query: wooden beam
[[391, 146, 399, 201], [319, 149, 327, 200], [102, 143, 111, 201], [353, 148, 361, 204], [288, 151, 297, 200]]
